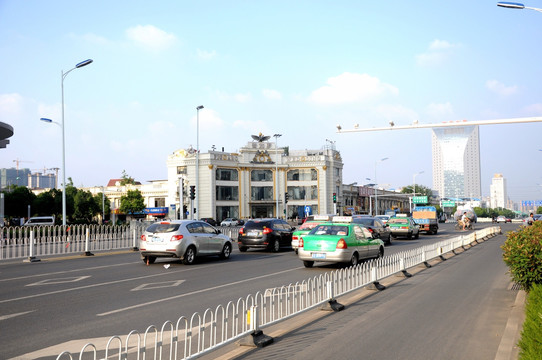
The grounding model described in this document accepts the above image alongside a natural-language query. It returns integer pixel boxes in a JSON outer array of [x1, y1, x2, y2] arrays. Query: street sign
[[442, 200, 455, 207], [412, 196, 428, 204]]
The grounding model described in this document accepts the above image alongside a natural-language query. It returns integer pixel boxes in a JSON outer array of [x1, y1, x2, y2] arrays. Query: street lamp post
[[273, 134, 282, 218], [497, 2, 542, 12], [42, 59, 93, 227], [374, 157, 389, 216], [196, 105, 204, 220], [411, 171, 425, 213]]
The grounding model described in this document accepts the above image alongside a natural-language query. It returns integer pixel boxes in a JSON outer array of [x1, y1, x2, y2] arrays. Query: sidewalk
[[201, 234, 525, 360]]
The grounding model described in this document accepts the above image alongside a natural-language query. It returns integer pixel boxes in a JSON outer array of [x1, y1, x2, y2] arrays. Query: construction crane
[[13, 158, 33, 170]]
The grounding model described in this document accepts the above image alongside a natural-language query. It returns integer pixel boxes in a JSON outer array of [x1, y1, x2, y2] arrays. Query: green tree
[[120, 170, 136, 186], [65, 177, 77, 223], [474, 207, 487, 218], [4, 186, 36, 218], [401, 184, 433, 203], [94, 192, 111, 222], [33, 190, 57, 217], [74, 190, 100, 223], [119, 189, 145, 215], [537, 206, 542, 215]]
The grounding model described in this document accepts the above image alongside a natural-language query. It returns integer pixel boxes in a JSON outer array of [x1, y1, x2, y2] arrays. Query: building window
[[216, 186, 239, 201], [251, 170, 273, 181], [216, 206, 239, 221], [177, 166, 187, 175], [216, 168, 238, 181], [287, 185, 317, 200], [287, 169, 317, 181], [251, 186, 273, 200], [154, 198, 165, 207]]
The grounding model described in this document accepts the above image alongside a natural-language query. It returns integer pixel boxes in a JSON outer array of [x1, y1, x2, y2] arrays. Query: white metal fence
[[52, 226, 501, 360], [0, 224, 241, 261]]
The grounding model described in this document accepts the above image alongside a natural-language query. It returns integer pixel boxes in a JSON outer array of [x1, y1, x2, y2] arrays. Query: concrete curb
[[494, 289, 526, 360]]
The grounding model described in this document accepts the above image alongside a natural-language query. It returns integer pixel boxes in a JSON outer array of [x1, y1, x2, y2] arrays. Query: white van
[[24, 216, 55, 226]]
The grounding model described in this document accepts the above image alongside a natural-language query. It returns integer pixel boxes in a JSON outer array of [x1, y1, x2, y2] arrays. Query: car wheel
[[386, 235, 392, 245], [375, 247, 384, 259], [391, 234, 397, 239], [219, 243, 232, 259], [182, 246, 196, 265], [271, 239, 280, 253], [295, 249, 298, 254], [303, 260, 314, 268], [350, 253, 359, 267], [143, 256, 156, 264], [407, 232, 412, 240], [239, 245, 248, 252], [414, 231, 419, 239]]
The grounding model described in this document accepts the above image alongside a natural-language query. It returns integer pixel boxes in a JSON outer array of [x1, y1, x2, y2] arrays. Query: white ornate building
[[166, 135, 343, 221]]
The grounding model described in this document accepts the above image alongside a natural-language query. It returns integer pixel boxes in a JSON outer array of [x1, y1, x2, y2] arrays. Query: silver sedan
[[140, 220, 233, 265]]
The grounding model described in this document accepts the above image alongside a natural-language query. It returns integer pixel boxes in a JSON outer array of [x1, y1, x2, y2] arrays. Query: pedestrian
[[461, 212, 470, 230], [526, 213, 535, 226]]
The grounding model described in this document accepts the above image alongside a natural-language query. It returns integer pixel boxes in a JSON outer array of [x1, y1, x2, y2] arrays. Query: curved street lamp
[[497, 2, 542, 13], [40, 58, 93, 227]]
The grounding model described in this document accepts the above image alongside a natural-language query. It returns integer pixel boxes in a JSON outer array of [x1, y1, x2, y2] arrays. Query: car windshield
[[244, 220, 272, 229], [146, 223, 181, 233], [310, 225, 350, 236], [388, 218, 408, 224], [299, 221, 322, 230]]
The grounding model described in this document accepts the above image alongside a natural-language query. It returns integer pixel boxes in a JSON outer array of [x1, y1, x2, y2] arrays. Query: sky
[[1, 0, 542, 203]]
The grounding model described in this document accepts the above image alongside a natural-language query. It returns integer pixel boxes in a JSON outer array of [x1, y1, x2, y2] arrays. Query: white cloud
[[486, 80, 518, 96], [416, 39, 460, 67], [374, 104, 419, 123], [196, 48, 217, 60], [308, 72, 398, 105], [262, 89, 282, 100], [522, 103, 542, 115], [191, 108, 225, 131], [0, 93, 24, 119], [126, 25, 177, 51]]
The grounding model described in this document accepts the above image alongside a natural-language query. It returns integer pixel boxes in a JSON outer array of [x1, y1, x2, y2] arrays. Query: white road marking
[[26, 276, 91, 286], [0, 310, 35, 321], [131, 280, 185, 291], [97, 267, 302, 316]]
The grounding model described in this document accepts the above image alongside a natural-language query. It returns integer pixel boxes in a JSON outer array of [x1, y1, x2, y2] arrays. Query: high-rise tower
[[432, 125, 481, 199]]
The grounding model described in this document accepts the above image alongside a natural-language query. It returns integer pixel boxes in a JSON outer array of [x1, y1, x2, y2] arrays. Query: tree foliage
[[120, 170, 136, 186], [401, 184, 433, 203], [119, 189, 145, 215]]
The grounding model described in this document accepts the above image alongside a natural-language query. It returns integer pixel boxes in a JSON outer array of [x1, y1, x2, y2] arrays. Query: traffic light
[[333, 193, 337, 203], [190, 185, 196, 200], [285, 192, 289, 203], [183, 205, 187, 219]]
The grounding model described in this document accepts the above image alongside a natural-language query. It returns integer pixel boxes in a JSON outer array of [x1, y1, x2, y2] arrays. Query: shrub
[[501, 221, 542, 291], [518, 283, 542, 359]]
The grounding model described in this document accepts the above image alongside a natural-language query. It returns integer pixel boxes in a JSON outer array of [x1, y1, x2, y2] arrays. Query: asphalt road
[[0, 222, 519, 359]]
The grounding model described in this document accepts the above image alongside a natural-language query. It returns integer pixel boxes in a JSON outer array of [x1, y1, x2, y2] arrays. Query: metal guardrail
[[52, 226, 501, 360], [0, 224, 240, 261], [0, 224, 146, 260]]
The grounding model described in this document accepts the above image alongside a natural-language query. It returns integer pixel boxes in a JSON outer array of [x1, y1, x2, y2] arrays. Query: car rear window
[[388, 218, 408, 224], [310, 225, 350, 236], [354, 218, 374, 226], [298, 221, 322, 230], [146, 223, 181, 233], [244, 220, 272, 230]]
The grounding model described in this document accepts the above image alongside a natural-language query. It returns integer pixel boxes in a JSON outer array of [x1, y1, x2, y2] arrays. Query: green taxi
[[388, 215, 420, 239], [297, 216, 385, 268], [291, 215, 332, 254]]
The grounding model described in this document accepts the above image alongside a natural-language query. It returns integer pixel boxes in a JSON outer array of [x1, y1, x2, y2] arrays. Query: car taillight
[[336, 238, 347, 249], [263, 227, 272, 234], [170, 235, 183, 242], [368, 228, 374, 233], [141, 235, 147, 242], [292, 235, 298, 240], [299, 238, 304, 248], [239, 228, 245, 235]]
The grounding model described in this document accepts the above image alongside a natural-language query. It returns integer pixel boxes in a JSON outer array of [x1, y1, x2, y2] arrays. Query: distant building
[[0, 168, 31, 189], [431, 125, 481, 199], [490, 173, 508, 209]]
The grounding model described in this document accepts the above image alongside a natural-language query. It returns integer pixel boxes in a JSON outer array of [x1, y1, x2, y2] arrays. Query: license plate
[[248, 230, 259, 236], [312, 253, 326, 259], [152, 236, 163, 243]]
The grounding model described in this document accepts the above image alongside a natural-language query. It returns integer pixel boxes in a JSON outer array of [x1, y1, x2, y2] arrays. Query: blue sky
[[1, 0, 541, 203]]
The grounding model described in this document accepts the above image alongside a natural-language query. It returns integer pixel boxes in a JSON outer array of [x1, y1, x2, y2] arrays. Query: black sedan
[[352, 216, 392, 245]]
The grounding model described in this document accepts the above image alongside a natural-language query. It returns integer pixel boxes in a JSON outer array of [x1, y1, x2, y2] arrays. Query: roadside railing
[[53, 226, 501, 360], [0, 224, 146, 260], [0, 224, 240, 261]]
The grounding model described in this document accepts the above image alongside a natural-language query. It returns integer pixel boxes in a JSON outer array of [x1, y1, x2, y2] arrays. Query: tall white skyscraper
[[490, 173, 507, 209], [432, 125, 481, 199]]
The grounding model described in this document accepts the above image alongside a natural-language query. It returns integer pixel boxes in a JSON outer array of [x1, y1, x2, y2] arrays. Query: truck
[[412, 206, 439, 234]]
